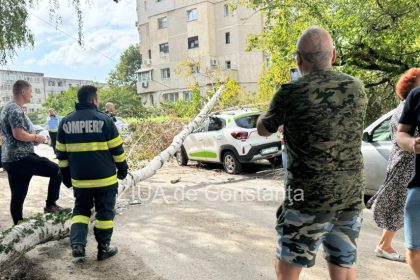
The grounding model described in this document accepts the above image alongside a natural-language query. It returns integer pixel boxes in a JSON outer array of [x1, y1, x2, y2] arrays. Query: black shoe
[[72, 245, 86, 258], [44, 204, 72, 214], [97, 244, 118, 261]]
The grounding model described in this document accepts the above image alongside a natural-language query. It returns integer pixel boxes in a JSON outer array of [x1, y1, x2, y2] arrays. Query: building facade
[[43, 77, 95, 98], [0, 69, 98, 113], [136, 0, 264, 106], [0, 70, 45, 113]]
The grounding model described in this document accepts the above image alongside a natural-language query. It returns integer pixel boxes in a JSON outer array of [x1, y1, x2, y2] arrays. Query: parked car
[[33, 124, 51, 145], [362, 110, 394, 196], [175, 109, 282, 174]]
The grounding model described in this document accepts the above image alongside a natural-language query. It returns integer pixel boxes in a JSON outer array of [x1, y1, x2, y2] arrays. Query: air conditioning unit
[[144, 59, 152, 66], [159, 52, 167, 58], [142, 81, 149, 88], [230, 64, 238, 70], [210, 59, 218, 66]]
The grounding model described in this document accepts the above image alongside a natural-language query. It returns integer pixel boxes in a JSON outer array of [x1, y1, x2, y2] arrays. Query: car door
[[184, 118, 209, 161], [199, 117, 225, 162], [362, 112, 393, 195]]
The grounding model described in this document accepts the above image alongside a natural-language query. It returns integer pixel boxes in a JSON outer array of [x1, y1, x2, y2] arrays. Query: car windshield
[[234, 114, 259, 129]]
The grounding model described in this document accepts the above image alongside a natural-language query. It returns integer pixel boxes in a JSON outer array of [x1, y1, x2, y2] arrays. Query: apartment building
[[0, 70, 45, 113], [0, 69, 100, 113], [44, 77, 95, 98], [136, 0, 264, 106]]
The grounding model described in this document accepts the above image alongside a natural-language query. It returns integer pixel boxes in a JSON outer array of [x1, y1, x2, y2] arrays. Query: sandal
[[375, 246, 405, 262]]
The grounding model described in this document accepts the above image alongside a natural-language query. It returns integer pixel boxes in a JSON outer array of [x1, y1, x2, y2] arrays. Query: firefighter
[[57, 85, 128, 261]]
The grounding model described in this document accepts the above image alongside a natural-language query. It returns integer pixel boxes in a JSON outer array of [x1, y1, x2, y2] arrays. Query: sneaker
[[44, 204, 72, 214], [72, 245, 86, 258], [97, 244, 118, 261]]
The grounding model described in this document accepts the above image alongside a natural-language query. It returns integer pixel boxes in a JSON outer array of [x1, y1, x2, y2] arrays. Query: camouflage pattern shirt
[[262, 70, 368, 212], [0, 102, 34, 162]]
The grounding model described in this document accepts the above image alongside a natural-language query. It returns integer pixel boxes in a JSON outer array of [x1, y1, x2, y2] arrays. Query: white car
[[362, 110, 394, 196], [175, 109, 282, 174]]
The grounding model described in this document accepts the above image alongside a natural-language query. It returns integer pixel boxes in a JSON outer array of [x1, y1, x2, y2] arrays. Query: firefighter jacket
[[56, 103, 128, 188]]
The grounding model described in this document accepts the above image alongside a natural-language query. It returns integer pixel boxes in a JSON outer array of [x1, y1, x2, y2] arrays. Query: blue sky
[[1, 0, 139, 83]]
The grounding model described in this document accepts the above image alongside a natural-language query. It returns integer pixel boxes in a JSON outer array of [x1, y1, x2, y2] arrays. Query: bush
[[125, 119, 187, 170]]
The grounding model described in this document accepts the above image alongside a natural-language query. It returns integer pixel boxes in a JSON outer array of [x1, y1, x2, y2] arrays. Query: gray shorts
[[276, 208, 363, 268]]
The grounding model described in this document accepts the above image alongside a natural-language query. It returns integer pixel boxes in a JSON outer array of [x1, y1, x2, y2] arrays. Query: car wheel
[[175, 146, 188, 166], [223, 151, 242, 174]]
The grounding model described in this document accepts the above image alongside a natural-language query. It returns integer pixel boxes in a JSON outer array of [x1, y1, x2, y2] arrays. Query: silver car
[[362, 110, 394, 196]]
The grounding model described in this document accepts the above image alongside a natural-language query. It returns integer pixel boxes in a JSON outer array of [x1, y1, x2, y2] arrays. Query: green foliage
[[43, 85, 148, 119], [0, 1, 34, 64], [157, 85, 203, 119], [107, 44, 142, 90], [215, 77, 257, 109], [0, 0, 85, 64], [43, 87, 78, 116], [240, 0, 420, 123], [99, 86, 148, 118], [27, 111, 45, 125]]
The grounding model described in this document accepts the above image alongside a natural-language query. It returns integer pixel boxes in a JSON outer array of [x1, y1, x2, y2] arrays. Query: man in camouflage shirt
[[257, 26, 367, 280]]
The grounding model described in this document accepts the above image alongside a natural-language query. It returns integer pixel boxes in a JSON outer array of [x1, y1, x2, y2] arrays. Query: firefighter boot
[[72, 245, 86, 258], [97, 243, 118, 261]]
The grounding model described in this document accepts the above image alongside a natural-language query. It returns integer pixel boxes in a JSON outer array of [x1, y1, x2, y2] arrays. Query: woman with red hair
[[367, 68, 420, 262]]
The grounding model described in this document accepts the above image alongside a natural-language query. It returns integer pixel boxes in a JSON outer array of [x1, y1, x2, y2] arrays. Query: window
[[225, 60, 231, 69], [191, 65, 200, 74], [149, 94, 154, 106], [163, 92, 179, 102], [58, 81, 63, 87], [139, 70, 152, 82], [158, 17, 168, 29], [159, 42, 169, 54], [235, 114, 259, 129], [161, 68, 170, 79], [148, 49, 152, 59], [187, 8, 198, 21], [188, 36, 199, 49], [208, 117, 223, 131], [224, 4, 230, 16], [183, 91, 192, 102], [371, 117, 391, 142], [225, 32, 230, 44]]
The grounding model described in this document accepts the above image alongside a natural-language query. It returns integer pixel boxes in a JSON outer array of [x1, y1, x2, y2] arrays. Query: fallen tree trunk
[[0, 85, 225, 268], [0, 213, 71, 268], [120, 85, 225, 188]]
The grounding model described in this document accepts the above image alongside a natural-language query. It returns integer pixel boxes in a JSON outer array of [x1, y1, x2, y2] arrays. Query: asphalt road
[[0, 145, 416, 279]]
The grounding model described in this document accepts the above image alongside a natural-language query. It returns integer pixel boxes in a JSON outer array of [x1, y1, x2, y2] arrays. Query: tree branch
[[365, 77, 390, 88]]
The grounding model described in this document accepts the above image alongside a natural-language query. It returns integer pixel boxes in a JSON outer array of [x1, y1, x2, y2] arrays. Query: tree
[[107, 44, 142, 90], [239, 0, 420, 123], [43, 87, 79, 116], [0, 0, 122, 64], [99, 86, 148, 118]]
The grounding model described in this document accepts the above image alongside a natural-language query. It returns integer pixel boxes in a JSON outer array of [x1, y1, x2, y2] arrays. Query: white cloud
[[25, 0, 138, 69], [36, 28, 137, 67]]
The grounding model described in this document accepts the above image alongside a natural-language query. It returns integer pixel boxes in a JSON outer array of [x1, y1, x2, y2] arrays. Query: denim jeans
[[404, 187, 420, 250]]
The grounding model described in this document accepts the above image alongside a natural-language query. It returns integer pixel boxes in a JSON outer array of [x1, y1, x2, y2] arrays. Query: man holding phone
[[257, 26, 367, 280]]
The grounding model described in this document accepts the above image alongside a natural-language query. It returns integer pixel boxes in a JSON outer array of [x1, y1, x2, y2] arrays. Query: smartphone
[[290, 68, 301, 82]]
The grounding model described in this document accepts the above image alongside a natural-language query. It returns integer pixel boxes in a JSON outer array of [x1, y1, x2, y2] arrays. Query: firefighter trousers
[[70, 184, 117, 247]]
